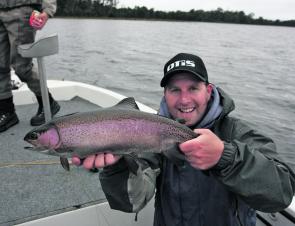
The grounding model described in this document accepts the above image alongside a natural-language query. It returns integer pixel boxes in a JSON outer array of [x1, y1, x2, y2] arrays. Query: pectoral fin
[[60, 157, 70, 171]]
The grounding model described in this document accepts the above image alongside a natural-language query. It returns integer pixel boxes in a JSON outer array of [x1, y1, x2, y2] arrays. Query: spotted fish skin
[[24, 97, 196, 170]]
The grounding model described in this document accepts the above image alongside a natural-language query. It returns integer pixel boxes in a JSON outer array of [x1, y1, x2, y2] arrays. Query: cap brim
[[160, 69, 206, 87]]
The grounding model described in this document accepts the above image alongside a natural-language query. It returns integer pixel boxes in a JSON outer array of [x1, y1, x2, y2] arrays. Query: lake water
[[38, 18, 295, 169]]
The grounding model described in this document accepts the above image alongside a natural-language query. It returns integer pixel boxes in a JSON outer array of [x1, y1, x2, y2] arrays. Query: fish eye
[[29, 132, 39, 140]]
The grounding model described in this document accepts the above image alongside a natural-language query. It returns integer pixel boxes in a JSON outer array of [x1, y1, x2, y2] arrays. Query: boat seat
[[17, 33, 59, 123], [18, 33, 58, 58]]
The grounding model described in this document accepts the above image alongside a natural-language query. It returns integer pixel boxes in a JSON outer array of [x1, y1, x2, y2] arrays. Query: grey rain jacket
[[0, 0, 56, 17], [99, 86, 295, 226]]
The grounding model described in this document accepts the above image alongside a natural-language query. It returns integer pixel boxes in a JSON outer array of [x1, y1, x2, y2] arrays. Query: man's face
[[164, 73, 213, 126]]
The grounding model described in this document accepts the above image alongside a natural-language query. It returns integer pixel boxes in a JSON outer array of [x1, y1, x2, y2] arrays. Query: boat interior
[[0, 80, 154, 226]]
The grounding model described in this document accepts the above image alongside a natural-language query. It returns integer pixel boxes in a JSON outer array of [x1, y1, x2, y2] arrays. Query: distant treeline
[[56, 0, 295, 27]]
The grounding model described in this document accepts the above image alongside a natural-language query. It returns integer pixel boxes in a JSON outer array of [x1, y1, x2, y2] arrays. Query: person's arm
[[211, 118, 295, 212], [42, 0, 56, 17]]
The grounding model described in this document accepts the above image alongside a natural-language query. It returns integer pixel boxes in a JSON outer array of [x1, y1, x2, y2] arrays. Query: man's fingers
[[179, 138, 200, 154], [32, 20, 44, 29], [71, 156, 81, 166], [94, 154, 106, 168], [73, 153, 120, 169], [193, 128, 207, 134], [105, 153, 120, 165], [30, 14, 48, 29], [94, 154, 119, 168], [83, 155, 96, 169]]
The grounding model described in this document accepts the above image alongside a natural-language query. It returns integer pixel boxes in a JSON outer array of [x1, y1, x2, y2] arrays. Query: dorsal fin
[[113, 97, 140, 110], [51, 112, 78, 121]]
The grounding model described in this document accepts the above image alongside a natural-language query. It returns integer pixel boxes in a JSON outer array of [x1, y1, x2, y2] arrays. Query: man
[[0, 0, 60, 133], [73, 53, 295, 226]]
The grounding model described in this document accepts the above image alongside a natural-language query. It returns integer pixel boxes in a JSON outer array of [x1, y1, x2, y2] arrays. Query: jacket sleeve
[[42, 0, 56, 17], [99, 153, 161, 213], [212, 117, 295, 212]]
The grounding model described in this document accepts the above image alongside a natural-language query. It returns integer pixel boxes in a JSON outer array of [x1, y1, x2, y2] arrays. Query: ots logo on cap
[[166, 60, 195, 72]]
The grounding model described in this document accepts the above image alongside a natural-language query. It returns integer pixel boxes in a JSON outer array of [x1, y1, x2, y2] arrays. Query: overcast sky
[[118, 0, 295, 20]]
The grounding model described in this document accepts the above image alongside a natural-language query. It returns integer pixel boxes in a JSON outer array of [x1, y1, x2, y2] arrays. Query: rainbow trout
[[24, 97, 197, 172]]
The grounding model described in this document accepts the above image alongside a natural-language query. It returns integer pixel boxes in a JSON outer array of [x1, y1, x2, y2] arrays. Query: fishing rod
[[0, 159, 72, 168]]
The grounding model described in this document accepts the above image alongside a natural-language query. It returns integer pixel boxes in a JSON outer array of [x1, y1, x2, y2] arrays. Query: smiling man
[[73, 53, 295, 226], [164, 74, 212, 126], [162, 57, 213, 126]]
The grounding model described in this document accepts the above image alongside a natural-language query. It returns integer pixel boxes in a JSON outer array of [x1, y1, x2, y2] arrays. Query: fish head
[[24, 124, 61, 155]]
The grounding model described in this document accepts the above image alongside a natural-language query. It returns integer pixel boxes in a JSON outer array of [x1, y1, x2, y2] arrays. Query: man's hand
[[30, 12, 49, 30], [179, 129, 224, 170], [72, 153, 121, 170]]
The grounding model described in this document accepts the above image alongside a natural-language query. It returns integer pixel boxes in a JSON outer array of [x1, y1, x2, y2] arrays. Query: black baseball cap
[[160, 53, 208, 87]]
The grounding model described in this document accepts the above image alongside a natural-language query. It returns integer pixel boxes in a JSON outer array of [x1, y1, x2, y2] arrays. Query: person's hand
[[179, 129, 224, 170], [72, 153, 121, 170], [30, 12, 49, 30]]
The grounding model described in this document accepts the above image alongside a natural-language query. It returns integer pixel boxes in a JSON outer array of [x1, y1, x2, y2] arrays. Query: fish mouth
[[24, 131, 39, 142], [24, 146, 56, 156], [24, 145, 46, 152]]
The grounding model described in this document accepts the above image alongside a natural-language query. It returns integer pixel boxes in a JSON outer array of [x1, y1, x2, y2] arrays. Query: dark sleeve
[[212, 118, 295, 212]]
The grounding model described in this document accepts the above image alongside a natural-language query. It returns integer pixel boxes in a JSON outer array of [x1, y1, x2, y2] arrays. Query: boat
[[1, 78, 155, 226], [1, 35, 294, 226]]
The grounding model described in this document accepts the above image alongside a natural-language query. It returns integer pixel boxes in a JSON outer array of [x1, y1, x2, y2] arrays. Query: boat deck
[[0, 97, 107, 225]]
